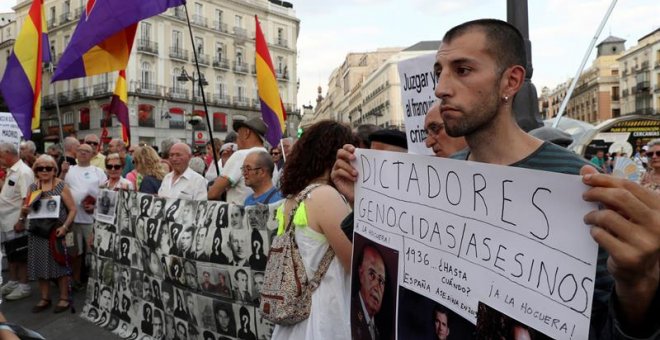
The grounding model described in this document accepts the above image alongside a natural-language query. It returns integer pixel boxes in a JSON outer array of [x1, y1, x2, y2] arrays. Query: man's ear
[[500, 65, 525, 99]]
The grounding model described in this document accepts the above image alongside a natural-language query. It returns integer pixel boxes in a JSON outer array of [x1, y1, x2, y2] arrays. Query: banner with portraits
[[80, 190, 282, 340], [350, 149, 600, 340]]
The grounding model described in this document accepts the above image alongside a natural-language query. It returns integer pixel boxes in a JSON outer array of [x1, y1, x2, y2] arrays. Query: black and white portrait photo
[[96, 189, 118, 224], [228, 204, 245, 230]]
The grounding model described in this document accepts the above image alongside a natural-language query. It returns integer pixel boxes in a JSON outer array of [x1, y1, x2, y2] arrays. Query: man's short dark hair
[[443, 19, 526, 75], [356, 124, 380, 148], [433, 303, 450, 321], [234, 268, 247, 281]]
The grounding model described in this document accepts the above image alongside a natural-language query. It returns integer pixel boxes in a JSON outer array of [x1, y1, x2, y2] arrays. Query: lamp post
[[177, 67, 208, 144]]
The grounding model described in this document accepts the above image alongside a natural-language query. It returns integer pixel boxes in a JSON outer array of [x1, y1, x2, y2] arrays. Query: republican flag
[[109, 70, 130, 145], [255, 15, 286, 147], [0, 0, 51, 139], [52, 0, 185, 81]]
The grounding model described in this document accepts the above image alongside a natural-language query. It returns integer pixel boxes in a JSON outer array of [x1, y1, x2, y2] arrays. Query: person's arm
[[306, 186, 353, 271], [58, 185, 77, 237], [581, 166, 659, 335], [330, 144, 358, 207], [0, 313, 19, 340], [208, 176, 231, 200]]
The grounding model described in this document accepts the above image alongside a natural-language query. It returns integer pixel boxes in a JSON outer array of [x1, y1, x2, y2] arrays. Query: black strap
[[262, 188, 278, 205]]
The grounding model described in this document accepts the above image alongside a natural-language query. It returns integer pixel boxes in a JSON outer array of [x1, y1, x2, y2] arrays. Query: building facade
[[618, 28, 660, 117], [304, 41, 439, 130], [2, 0, 299, 149]]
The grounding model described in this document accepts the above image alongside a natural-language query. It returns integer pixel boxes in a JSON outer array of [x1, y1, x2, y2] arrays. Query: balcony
[[43, 95, 54, 107], [233, 96, 249, 107], [168, 87, 188, 100], [213, 21, 228, 33], [233, 27, 248, 39], [74, 7, 82, 19], [138, 82, 158, 95], [622, 69, 628, 76], [275, 38, 288, 48], [197, 53, 210, 66], [191, 14, 208, 27], [251, 64, 257, 75], [655, 60, 660, 69], [192, 92, 210, 102], [172, 8, 186, 21], [276, 69, 289, 80], [233, 61, 249, 74], [636, 80, 650, 91], [655, 85, 660, 93], [213, 57, 230, 70], [251, 98, 260, 109], [137, 39, 159, 55], [169, 47, 188, 61], [47, 19, 56, 29], [635, 108, 655, 115], [70, 89, 85, 101], [622, 89, 629, 97], [213, 93, 230, 105], [93, 82, 110, 95], [59, 12, 71, 24], [169, 120, 185, 129], [640, 61, 649, 70]]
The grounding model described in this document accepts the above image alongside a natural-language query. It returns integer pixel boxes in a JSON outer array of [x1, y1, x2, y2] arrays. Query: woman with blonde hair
[[101, 153, 134, 190], [22, 155, 77, 313], [132, 146, 165, 194]]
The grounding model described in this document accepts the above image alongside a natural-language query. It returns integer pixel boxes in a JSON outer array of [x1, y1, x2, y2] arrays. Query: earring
[[502, 95, 509, 103]]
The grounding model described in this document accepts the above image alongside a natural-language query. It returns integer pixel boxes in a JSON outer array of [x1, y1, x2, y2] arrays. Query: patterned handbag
[[259, 184, 335, 325]]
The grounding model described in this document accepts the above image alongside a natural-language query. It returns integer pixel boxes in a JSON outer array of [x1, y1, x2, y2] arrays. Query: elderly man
[[58, 136, 79, 178], [352, 244, 387, 340], [83, 134, 106, 171], [424, 101, 467, 157], [158, 143, 207, 200], [0, 143, 34, 300], [108, 138, 134, 176], [208, 118, 269, 204], [65, 143, 107, 288], [243, 151, 282, 206], [19, 140, 37, 167], [333, 19, 660, 338]]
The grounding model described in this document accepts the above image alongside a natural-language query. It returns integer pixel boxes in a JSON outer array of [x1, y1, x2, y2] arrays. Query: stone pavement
[[1, 276, 120, 340]]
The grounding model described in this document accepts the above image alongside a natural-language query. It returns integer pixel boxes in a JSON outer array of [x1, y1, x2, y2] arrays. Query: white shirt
[[205, 160, 223, 182], [65, 164, 107, 224], [101, 177, 135, 191], [0, 160, 34, 239], [220, 147, 267, 205], [158, 167, 208, 201]]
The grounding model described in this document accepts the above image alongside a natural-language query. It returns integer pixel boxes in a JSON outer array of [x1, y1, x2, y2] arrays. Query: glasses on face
[[106, 164, 122, 170], [85, 141, 99, 146], [241, 166, 262, 174], [424, 122, 445, 136], [367, 268, 385, 288], [35, 166, 54, 172], [646, 150, 660, 158], [271, 151, 280, 156]]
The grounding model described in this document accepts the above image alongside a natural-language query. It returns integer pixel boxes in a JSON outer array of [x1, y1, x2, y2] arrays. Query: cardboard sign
[[0, 112, 23, 152]]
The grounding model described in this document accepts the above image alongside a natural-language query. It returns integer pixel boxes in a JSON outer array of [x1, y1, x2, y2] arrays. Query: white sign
[[351, 149, 599, 339], [0, 112, 23, 151], [397, 53, 436, 155], [194, 130, 209, 145]]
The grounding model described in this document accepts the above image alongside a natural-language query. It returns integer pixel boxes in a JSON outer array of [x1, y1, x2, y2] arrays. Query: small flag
[[255, 15, 286, 147], [26, 189, 43, 208], [0, 0, 51, 139], [109, 70, 130, 145], [52, 0, 184, 81]]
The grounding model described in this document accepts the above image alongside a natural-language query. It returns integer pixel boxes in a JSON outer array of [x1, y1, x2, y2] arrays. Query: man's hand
[[83, 202, 95, 214], [13, 220, 25, 233], [581, 165, 660, 326], [330, 144, 358, 206]]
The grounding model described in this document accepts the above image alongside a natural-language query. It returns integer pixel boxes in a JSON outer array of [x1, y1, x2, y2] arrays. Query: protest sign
[[81, 190, 282, 340], [0, 112, 22, 151], [397, 53, 436, 155], [351, 149, 599, 339]]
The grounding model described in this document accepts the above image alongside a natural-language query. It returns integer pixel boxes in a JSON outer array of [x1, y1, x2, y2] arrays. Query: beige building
[[618, 28, 660, 116], [305, 41, 439, 130], [0, 12, 16, 90], [2, 0, 299, 148]]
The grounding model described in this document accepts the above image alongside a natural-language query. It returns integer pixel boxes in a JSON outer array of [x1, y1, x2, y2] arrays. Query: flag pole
[[182, 3, 220, 177], [49, 63, 66, 148]]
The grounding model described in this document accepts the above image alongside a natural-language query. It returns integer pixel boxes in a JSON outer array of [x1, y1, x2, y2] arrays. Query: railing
[[636, 80, 650, 91], [93, 83, 110, 95], [197, 54, 210, 66], [59, 12, 71, 24], [213, 93, 230, 105], [275, 38, 288, 48], [47, 19, 56, 29], [169, 120, 185, 129], [43, 95, 54, 107], [191, 14, 208, 27], [276, 69, 289, 80], [213, 57, 230, 70], [622, 89, 629, 97], [654, 85, 660, 93], [138, 82, 158, 95], [172, 8, 186, 21], [70, 89, 85, 101], [169, 47, 188, 61], [168, 87, 188, 100], [137, 39, 159, 55], [233, 96, 249, 107], [213, 21, 228, 33], [233, 61, 249, 74], [640, 61, 649, 70], [251, 98, 260, 109], [74, 7, 82, 19], [233, 27, 248, 39]]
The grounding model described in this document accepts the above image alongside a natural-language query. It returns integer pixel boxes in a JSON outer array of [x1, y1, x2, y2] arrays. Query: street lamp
[[177, 67, 208, 144]]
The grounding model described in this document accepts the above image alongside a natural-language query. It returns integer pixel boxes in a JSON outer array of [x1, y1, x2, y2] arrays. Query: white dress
[[271, 205, 351, 340]]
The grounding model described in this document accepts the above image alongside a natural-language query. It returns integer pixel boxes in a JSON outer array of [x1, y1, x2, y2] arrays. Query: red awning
[[169, 107, 184, 114], [193, 110, 206, 116]]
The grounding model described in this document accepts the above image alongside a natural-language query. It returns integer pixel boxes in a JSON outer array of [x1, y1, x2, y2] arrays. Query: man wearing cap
[[208, 118, 268, 204]]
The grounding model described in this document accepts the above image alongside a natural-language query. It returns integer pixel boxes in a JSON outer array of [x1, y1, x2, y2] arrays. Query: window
[[141, 22, 151, 41], [141, 62, 152, 87], [172, 67, 184, 92], [277, 56, 283, 73], [172, 30, 183, 49], [237, 80, 245, 101], [50, 7, 56, 21], [216, 9, 223, 23], [216, 76, 225, 96], [215, 42, 224, 60], [235, 15, 242, 28], [194, 36, 204, 54], [236, 48, 244, 65], [611, 86, 619, 101], [63, 0, 70, 14], [138, 104, 155, 128], [213, 112, 227, 132], [277, 27, 284, 43], [194, 2, 202, 16]]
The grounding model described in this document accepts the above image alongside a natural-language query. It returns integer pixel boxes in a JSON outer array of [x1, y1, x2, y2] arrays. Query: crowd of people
[[0, 18, 657, 340]]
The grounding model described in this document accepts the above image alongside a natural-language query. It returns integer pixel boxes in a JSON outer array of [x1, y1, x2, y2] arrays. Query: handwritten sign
[[0, 112, 22, 151], [351, 149, 599, 339], [397, 53, 436, 155]]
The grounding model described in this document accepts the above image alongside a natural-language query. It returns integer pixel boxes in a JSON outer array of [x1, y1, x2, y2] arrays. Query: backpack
[[258, 183, 335, 325]]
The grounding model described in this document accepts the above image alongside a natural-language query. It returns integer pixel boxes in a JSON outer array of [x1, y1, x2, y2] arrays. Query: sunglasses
[[36, 166, 54, 172], [106, 164, 122, 170], [85, 141, 99, 146], [647, 151, 660, 158]]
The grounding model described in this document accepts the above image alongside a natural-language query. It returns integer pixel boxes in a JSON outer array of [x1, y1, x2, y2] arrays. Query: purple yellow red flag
[[109, 70, 130, 145], [52, 0, 185, 81], [255, 15, 286, 147], [25, 189, 43, 208], [0, 0, 51, 139]]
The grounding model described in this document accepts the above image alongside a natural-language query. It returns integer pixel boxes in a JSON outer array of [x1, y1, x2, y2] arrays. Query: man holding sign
[[333, 19, 658, 339]]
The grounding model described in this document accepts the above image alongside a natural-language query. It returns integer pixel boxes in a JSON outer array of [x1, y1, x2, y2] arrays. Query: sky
[[1, 0, 657, 111]]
